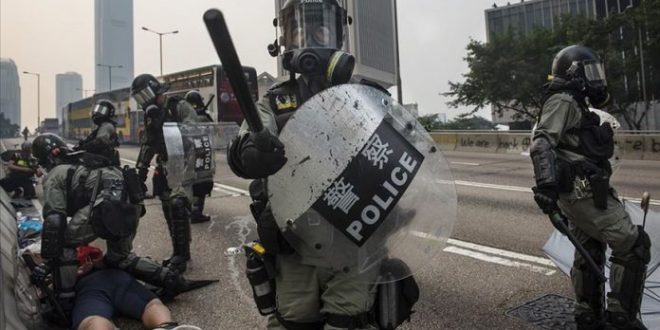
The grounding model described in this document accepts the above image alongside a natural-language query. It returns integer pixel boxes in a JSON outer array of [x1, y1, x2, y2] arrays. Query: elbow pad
[[41, 212, 67, 259], [227, 134, 250, 179], [530, 137, 558, 189]]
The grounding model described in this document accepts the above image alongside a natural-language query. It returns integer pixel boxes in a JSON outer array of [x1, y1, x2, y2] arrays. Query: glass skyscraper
[[95, 0, 134, 92], [0, 58, 21, 127]]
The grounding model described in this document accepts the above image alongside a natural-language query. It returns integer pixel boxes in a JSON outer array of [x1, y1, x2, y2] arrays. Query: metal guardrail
[[430, 131, 660, 161]]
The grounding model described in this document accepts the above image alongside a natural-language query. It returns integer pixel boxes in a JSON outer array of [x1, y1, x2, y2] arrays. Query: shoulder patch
[[273, 94, 298, 112]]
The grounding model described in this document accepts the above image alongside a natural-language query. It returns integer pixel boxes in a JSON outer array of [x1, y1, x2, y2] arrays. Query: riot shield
[[268, 84, 457, 283], [163, 122, 216, 187]]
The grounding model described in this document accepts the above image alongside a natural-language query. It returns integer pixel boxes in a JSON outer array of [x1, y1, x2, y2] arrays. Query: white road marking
[[120, 157, 245, 197], [444, 246, 557, 276], [451, 162, 480, 166], [454, 180, 660, 206], [411, 231, 557, 275]]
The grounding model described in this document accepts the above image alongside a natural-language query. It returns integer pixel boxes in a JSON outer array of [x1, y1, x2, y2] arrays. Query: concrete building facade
[[0, 58, 21, 127], [56, 72, 83, 126], [95, 0, 134, 92]]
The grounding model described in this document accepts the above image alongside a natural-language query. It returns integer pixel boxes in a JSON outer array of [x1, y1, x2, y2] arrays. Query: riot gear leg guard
[[571, 238, 606, 330], [163, 196, 191, 274], [606, 226, 650, 330]]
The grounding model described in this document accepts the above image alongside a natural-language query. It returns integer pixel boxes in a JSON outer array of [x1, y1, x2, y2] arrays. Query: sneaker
[[153, 322, 202, 330]]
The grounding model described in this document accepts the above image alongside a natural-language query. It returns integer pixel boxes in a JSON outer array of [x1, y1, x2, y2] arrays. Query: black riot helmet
[[32, 133, 69, 169], [131, 74, 169, 109], [551, 45, 610, 108], [91, 99, 116, 125], [184, 90, 205, 110], [275, 0, 355, 85]]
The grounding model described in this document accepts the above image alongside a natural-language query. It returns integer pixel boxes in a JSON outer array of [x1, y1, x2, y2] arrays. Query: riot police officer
[[185, 90, 213, 224], [227, 1, 375, 329], [131, 74, 202, 274], [0, 141, 41, 198], [32, 133, 206, 318], [531, 45, 650, 330], [74, 99, 120, 165]]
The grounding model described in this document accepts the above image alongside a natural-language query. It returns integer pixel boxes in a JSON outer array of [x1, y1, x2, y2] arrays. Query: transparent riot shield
[[163, 122, 216, 188], [267, 84, 457, 283]]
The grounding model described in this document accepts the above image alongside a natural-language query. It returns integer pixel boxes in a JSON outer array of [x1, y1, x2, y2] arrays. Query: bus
[[63, 87, 141, 144], [62, 64, 258, 144], [162, 64, 258, 124]]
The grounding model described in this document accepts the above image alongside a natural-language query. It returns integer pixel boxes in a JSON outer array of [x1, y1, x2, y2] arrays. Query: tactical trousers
[[266, 253, 377, 330], [558, 188, 639, 318]]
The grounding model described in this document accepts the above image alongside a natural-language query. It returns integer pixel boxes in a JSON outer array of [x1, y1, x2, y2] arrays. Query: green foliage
[[417, 113, 445, 131], [437, 116, 497, 130], [0, 112, 20, 138], [445, 0, 660, 130]]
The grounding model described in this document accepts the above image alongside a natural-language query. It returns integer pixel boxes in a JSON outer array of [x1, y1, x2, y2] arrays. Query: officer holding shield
[[227, 1, 377, 329], [185, 90, 214, 224], [131, 74, 202, 274], [531, 45, 650, 330]]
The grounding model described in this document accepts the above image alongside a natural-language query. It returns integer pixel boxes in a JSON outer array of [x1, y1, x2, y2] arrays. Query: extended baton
[[550, 212, 607, 283], [641, 192, 650, 229], [203, 9, 263, 133]]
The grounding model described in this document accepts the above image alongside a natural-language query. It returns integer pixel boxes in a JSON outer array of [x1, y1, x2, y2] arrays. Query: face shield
[[92, 103, 113, 118], [132, 86, 157, 109], [279, 2, 346, 52], [583, 60, 607, 87]]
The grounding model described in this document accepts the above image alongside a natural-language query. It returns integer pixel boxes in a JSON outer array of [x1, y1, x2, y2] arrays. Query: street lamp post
[[97, 63, 123, 91], [22, 71, 40, 130], [141, 26, 179, 77]]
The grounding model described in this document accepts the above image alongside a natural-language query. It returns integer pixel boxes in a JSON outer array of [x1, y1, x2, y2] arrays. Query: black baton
[[203, 9, 263, 133], [550, 212, 607, 283]]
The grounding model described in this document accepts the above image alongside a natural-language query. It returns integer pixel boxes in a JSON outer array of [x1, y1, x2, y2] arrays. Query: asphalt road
[[3, 137, 659, 329]]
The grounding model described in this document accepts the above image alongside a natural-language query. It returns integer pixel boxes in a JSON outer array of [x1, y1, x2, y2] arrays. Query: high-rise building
[[485, 0, 641, 41], [0, 58, 21, 127], [484, 0, 658, 129], [95, 0, 134, 92], [274, 0, 399, 88], [56, 72, 83, 126]]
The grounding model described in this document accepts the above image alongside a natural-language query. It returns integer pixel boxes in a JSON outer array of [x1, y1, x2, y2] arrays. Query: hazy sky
[[1, 0, 511, 130]]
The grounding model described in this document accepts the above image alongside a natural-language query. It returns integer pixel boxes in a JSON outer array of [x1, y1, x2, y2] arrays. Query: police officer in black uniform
[[131, 74, 201, 274], [74, 99, 120, 165]]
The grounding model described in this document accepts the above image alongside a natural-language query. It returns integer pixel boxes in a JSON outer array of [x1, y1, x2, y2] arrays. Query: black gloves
[[532, 186, 559, 215], [228, 130, 287, 179]]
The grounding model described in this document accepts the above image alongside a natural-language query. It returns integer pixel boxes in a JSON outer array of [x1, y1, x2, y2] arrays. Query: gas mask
[[275, 0, 354, 86]]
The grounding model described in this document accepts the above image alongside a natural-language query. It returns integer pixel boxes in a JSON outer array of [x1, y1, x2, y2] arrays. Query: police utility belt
[[557, 158, 610, 210]]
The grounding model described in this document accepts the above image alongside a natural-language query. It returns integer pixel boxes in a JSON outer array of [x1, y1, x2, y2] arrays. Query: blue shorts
[[71, 268, 157, 330]]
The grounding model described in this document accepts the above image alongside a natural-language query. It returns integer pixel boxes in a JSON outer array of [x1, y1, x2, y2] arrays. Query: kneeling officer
[[33, 133, 214, 315]]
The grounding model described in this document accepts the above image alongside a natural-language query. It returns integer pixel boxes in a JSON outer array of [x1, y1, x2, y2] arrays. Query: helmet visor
[[132, 86, 156, 108], [92, 103, 113, 117], [583, 60, 607, 86], [279, 2, 346, 51]]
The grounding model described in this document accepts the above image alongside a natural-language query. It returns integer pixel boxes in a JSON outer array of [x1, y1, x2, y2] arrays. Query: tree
[[445, 1, 660, 130], [0, 113, 20, 138], [417, 113, 444, 131], [438, 116, 497, 130]]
